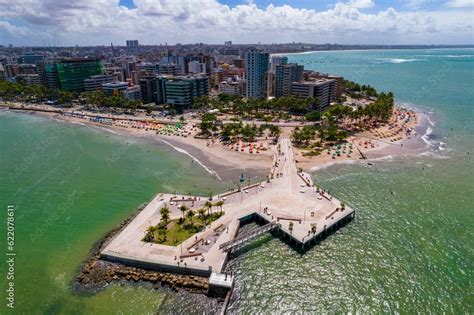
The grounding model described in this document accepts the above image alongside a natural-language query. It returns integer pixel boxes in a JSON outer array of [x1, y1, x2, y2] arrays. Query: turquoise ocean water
[[1, 48, 473, 313]]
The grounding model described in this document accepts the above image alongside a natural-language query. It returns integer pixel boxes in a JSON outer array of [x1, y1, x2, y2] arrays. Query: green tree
[[214, 200, 224, 215], [186, 209, 195, 224], [204, 201, 213, 216], [197, 208, 207, 221], [160, 206, 170, 225], [179, 204, 188, 219]]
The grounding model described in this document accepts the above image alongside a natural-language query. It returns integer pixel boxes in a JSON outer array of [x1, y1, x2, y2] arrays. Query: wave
[[157, 139, 222, 181], [438, 141, 447, 151], [417, 151, 449, 159], [444, 54, 474, 58], [69, 121, 87, 127], [421, 126, 435, 146], [376, 58, 421, 64], [366, 155, 395, 162], [426, 116, 436, 127], [309, 159, 358, 172], [95, 126, 122, 135]]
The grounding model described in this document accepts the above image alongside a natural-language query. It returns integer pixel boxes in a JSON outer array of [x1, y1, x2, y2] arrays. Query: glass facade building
[[57, 59, 104, 92], [245, 49, 269, 98]]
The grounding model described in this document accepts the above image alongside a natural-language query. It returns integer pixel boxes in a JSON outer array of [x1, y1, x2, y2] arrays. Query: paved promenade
[[101, 138, 354, 275]]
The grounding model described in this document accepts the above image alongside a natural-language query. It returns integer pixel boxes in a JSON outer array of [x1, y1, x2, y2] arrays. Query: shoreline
[[2, 102, 431, 176], [2, 106, 270, 184], [294, 109, 431, 172]]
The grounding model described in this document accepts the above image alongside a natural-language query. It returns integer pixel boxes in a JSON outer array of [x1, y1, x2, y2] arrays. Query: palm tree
[[160, 206, 170, 225], [197, 208, 207, 221], [214, 200, 224, 215], [145, 225, 157, 242], [204, 201, 213, 216], [186, 209, 195, 224], [157, 223, 167, 242], [179, 204, 188, 220]]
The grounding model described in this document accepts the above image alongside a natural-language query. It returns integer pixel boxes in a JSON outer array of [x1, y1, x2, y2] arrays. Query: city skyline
[[1, 0, 473, 46]]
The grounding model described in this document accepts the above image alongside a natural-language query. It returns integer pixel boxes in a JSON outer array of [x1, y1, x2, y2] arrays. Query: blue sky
[[1, 0, 473, 46]]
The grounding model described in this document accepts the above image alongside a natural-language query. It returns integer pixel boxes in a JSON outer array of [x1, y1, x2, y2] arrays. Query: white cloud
[[0, 21, 31, 36], [0, 0, 472, 46], [346, 0, 375, 9], [446, 0, 474, 8]]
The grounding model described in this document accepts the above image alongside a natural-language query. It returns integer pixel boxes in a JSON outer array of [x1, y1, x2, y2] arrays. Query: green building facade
[[155, 76, 209, 111], [57, 59, 103, 92]]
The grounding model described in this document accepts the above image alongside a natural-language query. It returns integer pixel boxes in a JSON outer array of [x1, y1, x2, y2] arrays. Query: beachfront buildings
[[275, 63, 304, 97], [245, 49, 269, 98], [57, 59, 104, 92], [304, 72, 344, 101], [153, 75, 209, 110], [268, 56, 288, 97], [139, 76, 158, 104], [84, 74, 114, 92], [102, 81, 128, 97], [37, 62, 60, 90], [218, 80, 243, 96], [139, 75, 209, 106], [291, 79, 336, 111]]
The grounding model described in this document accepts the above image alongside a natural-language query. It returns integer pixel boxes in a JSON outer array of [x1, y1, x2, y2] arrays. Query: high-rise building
[[126, 40, 139, 53], [290, 79, 336, 111], [139, 76, 157, 104], [270, 56, 288, 73], [304, 72, 344, 101], [275, 63, 304, 97], [155, 76, 209, 110], [245, 49, 269, 98], [57, 59, 104, 92], [160, 56, 186, 75], [37, 62, 60, 90], [157, 64, 180, 76], [126, 40, 139, 47], [187, 61, 206, 74], [268, 56, 289, 97], [84, 74, 113, 92], [19, 54, 44, 65]]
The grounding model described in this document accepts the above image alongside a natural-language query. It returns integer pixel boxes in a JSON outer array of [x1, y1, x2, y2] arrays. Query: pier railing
[[219, 222, 280, 252]]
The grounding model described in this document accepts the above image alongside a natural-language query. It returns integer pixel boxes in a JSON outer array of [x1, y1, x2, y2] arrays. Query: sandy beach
[[2, 102, 428, 178], [1, 103, 273, 183], [293, 109, 429, 171]]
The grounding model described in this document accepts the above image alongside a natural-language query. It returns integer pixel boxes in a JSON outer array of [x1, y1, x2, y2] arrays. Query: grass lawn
[[146, 212, 224, 246]]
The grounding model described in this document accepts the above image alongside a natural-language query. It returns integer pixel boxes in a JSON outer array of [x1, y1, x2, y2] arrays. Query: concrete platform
[[101, 138, 355, 277]]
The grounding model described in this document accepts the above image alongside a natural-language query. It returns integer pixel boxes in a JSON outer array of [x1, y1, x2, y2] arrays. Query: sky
[[0, 0, 473, 46]]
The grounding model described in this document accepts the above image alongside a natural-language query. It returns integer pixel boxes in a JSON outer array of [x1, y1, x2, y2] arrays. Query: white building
[[188, 61, 206, 74], [218, 80, 242, 96]]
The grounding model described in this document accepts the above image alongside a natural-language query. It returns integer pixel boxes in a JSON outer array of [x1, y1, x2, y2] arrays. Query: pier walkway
[[101, 137, 355, 278]]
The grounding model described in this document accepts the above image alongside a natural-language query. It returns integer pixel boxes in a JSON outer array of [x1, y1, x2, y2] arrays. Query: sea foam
[[158, 139, 222, 181]]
